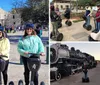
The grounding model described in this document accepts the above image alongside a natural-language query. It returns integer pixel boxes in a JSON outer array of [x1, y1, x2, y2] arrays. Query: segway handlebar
[[28, 53, 40, 58], [0, 55, 8, 58]]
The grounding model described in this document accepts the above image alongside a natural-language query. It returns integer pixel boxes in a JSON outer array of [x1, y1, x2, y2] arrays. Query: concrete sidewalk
[[50, 18, 95, 41]]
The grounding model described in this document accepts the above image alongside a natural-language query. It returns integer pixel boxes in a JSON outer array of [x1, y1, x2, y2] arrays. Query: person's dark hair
[[66, 5, 69, 8], [23, 29, 36, 37], [50, 5, 55, 11], [0, 23, 1, 26], [0, 31, 6, 38]]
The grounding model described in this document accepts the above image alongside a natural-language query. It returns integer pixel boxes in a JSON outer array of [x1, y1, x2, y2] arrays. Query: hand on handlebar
[[24, 52, 29, 55], [40, 52, 45, 56]]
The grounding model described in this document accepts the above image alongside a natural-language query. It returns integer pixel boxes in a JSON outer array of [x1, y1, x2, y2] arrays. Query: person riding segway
[[82, 61, 89, 83], [50, 5, 63, 41], [17, 23, 45, 85], [0, 26, 10, 85], [88, 4, 100, 41], [64, 5, 72, 26], [83, 6, 92, 31]]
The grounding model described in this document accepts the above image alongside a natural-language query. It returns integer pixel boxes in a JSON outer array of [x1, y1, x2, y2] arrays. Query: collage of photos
[[50, 0, 100, 85], [0, 0, 100, 85]]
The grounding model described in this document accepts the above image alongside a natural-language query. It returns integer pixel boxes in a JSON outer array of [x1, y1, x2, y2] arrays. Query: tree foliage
[[12, 0, 49, 25], [21, 0, 49, 25]]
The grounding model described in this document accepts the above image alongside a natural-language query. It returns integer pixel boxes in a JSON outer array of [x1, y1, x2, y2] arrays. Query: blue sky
[[0, 0, 26, 12], [50, 0, 53, 2], [51, 42, 100, 60]]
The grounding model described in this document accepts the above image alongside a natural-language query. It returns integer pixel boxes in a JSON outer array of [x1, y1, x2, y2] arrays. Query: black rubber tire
[[67, 21, 72, 26], [40, 81, 45, 85], [82, 77, 89, 83], [55, 72, 61, 81], [65, 20, 68, 25], [56, 33, 63, 41], [83, 23, 87, 28], [9, 81, 14, 85], [50, 32, 54, 39], [18, 80, 23, 85], [86, 25, 92, 31], [58, 23, 62, 28]]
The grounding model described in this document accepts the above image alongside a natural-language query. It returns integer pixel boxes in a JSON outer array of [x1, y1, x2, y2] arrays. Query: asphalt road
[[51, 62, 100, 85]]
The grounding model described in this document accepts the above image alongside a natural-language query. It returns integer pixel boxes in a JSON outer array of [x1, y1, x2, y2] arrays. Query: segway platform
[[82, 77, 90, 83], [50, 31, 63, 41]]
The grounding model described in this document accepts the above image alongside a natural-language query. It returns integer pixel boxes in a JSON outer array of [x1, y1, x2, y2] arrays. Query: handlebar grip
[[0, 55, 8, 58]]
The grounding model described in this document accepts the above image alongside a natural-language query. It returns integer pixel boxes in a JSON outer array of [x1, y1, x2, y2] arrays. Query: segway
[[82, 76, 90, 83], [65, 20, 72, 26], [57, 21, 62, 28], [50, 31, 63, 41], [83, 16, 92, 31], [9, 81, 14, 85], [83, 23, 92, 31], [82, 66, 89, 83], [0, 55, 8, 85], [18, 53, 45, 85]]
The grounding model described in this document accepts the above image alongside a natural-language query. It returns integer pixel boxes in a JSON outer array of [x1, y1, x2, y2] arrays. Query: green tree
[[21, 0, 49, 24]]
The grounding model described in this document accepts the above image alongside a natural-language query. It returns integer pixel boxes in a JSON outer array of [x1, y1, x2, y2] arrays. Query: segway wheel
[[82, 77, 85, 82], [58, 23, 62, 28], [56, 33, 63, 41], [18, 80, 23, 85], [55, 72, 61, 81], [67, 21, 72, 26], [9, 81, 14, 85], [50, 32, 54, 39], [86, 77, 90, 82], [65, 20, 68, 25], [86, 25, 92, 31], [40, 81, 45, 85], [83, 23, 86, 28]]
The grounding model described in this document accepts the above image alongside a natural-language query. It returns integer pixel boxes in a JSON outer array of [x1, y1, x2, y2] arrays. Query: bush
[[71, 12, 85, 19]]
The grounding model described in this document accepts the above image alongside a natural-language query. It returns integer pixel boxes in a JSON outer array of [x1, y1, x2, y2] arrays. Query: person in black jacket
[[82, 61, 88, 78], [64, 5, 71, 21], [50, 5, 59, 37]]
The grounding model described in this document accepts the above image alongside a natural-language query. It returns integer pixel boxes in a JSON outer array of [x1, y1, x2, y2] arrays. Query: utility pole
[[76, 0, 78, 12]]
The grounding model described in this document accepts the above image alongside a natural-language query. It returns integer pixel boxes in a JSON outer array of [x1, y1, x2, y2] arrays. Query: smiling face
[[26, 27, 33, 35], [0, 31, 2, 37]]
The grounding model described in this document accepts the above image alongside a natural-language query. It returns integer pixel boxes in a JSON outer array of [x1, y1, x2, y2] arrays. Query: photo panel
[[50, 0, 100, 41], [0, 0, 49, 85], [50, 42, 99, 85]]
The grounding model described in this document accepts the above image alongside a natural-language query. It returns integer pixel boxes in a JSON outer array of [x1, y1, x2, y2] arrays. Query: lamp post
[[76, 0, 78, 12]]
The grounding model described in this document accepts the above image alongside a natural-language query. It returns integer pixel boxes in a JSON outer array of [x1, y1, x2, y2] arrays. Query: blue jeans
[[95, 22, 100, 32], [84, 72, 87, 78], [86, 16, 90, 27]]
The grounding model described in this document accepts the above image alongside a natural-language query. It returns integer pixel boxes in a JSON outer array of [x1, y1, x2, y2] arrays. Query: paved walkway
[[51, 63, 100, 85], [50, 18, 95, 41]]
